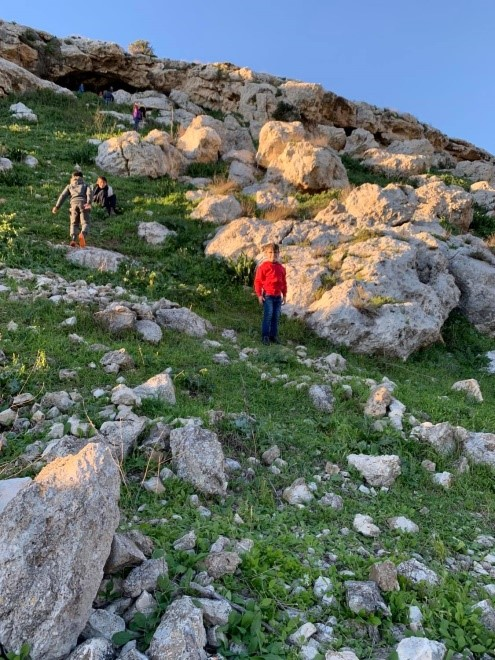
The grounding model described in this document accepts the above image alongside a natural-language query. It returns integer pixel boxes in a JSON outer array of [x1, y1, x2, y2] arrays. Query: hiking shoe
[[270, 337, 281, 344], [109, 208, 117, 216], [262, 336, 270, 346], [69, 241, 77, 247]]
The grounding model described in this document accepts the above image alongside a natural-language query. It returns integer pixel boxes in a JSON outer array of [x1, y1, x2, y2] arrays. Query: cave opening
[[54, 72, 139, 95]]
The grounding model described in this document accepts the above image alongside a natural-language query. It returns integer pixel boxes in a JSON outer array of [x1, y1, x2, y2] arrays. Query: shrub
[[185, 161, 228, 178], [207, 176, 239, 196], [128, 40, 155, 57], [66, 143, 98, 166], [261, 205, 297, 222], [272, 101, 301, 122], [226, 252, 257, 286]]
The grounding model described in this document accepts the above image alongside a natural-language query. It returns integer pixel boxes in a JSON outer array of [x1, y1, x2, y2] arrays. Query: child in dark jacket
[[52, 171, 92, 247], [92, 176, 117, 216], [254, 243, 287, 345]]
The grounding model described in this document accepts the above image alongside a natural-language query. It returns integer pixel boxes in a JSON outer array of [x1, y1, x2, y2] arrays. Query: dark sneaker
[[270, 337, 281, 344], [69, 241, 77, 247], [262, 336, 270, 346]]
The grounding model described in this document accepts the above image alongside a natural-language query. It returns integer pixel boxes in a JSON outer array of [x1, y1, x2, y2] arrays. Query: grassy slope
[[0, 92, 494, 658]]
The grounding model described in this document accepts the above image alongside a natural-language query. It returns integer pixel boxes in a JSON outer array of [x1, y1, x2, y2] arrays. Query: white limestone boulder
[[177, 124, 222, 162], [268, 141, 349, 191], [347, 454, 401, 487], [138, 221, 177, 244], [0, 444, 120, 659], [190, 194, 242, 224], [96, 130, 184, 178], [256, 120, 306, 168]]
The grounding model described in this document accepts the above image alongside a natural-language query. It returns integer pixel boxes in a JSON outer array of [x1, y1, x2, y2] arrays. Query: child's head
[[263, 242, 280, 262], [72, 170, 83, 180], [97, 176, 107, 186]]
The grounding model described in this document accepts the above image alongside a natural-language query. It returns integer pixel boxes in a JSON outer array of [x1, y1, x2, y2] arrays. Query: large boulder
[[256, 120, 306, 168], [190, 194, 242, 224], [148, 596, 207, 659], [177, 123, 222, 162], [269, 141, 349, 191], [443, 235, 495, 336], [307, 236, 460, 359], [95, 131, 184, 178], [0, 444, 120, 659], [66, 246, 126, 272], [170, 426, 227, 496]]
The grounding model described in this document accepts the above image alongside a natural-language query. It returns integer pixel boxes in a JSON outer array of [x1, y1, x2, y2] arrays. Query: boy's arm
[[253, 263, 265, 304], [52, 186, 69, 213], [281, 264, 287, 303]]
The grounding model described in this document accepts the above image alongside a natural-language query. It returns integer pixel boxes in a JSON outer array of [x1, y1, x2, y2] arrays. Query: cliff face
[[0, 18, 492, 163]]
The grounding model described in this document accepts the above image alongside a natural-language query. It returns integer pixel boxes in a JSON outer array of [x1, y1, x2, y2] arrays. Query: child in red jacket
[[254, 243, 287, 345]]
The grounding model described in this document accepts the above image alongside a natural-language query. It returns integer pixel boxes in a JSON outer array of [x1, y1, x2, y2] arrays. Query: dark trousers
[[69, 204, 90, 240], [94, 190, 117, 214], [261, 295, 282, 339]]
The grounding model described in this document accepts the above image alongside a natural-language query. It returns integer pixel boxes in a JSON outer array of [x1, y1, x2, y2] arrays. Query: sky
[[4, 1, 495, 154]]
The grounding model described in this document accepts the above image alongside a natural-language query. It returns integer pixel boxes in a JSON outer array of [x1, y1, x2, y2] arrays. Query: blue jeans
[[261, 295, 282, 339]]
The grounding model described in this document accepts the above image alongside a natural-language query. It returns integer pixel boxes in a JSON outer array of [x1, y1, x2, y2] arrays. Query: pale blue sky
[[4, 1, 495, 154]]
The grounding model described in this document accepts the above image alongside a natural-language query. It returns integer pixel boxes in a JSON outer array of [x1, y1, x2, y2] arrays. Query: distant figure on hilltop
[[52, 170, 92, 248], [93, 176, 117, 216], [77, 83, 85, 93], [102, 88, 114, 104], [132, 102, 143, 130]]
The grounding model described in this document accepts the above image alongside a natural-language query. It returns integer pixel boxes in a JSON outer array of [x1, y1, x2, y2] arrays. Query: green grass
[[0, 91, 494, 658]]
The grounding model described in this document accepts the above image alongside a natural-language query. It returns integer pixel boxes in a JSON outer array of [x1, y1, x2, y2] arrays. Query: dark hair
[[263, 242, 279, 253], [98, 176, 107, 183], [72, 170, 83, 177]]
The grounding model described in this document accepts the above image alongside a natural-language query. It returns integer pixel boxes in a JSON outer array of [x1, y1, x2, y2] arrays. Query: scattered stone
[[204, 551, 241, 578], [309, 383, 334, 412], [288, 622, 317, 646], [369, 560, 399, 592], [451, 378, 483, 402], [409, 605, 423, 632], [104, 532, 146, 573], [82, 608, 125, 641], [122, 557, 168, 598], [396, 636, 446, 660], [473, 600, 495, 632], [261, 445, 280, 465], [325, 652, 359, 660], [364, 385, 392, 417], [432, 471, 453, 489], [345, 580, 391, 615], [170, 426, 227, 496], [133, 372, 176, 404], [388, 516, 419, 533], [353, 513, 380, 537], [397, 559, 439, 586], [142, 477, 165, 494], [314, 576, 334, 605], [411, 422, 456, 455], [173, 530, 197, 551], [347, 454, 401, 487], [319, 492, 344, 509], [147, 596, 207, 660], [283, 478, 314, 505]]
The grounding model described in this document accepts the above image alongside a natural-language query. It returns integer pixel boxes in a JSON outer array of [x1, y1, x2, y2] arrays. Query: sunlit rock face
[[0, 20, 492, 163]]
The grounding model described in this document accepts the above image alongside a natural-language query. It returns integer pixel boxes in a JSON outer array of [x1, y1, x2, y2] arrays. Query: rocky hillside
[[0, 19, 494, 660]]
